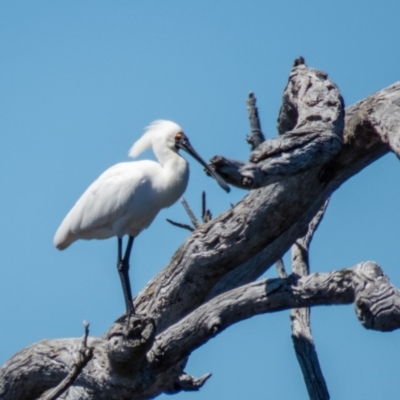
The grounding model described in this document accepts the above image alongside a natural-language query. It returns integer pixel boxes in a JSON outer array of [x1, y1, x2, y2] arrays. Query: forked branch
[[150, 261, 400, 369], [210, 58, 344, 189], [40, 322, 93, 400]]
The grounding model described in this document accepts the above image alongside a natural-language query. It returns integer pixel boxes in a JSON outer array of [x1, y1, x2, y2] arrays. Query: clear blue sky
[[1, 1, 400, 399]]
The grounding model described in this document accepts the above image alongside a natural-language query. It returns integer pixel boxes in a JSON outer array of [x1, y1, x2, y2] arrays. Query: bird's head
[[128, 120, 182, 158], [129, 120, 230, 192]]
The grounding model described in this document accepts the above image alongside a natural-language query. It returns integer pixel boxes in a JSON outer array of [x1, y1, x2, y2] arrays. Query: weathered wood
[[164, 372, 212, 394], [290, 200, 330, 400], [201, 191, 212, 223], [135, 84, 397, 333], [180, 81, 400, 305], [276, 258, 288, 278], [2, 261, 397, 400], [0, 317, 160, 400], [40, 323, 93, 400], [210, 60, 344, 189], [166, 194, 210, 232], [165, 218, 194, 232], [104, 315, 155, 372], [246, 92, 265, 149], [180, 198, 199, 229], [148, 262, 400, 370], [1, 62, 400, 399]]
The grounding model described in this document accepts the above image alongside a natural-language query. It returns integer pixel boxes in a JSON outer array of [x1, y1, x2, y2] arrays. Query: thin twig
[[166, 219, 194, 232], [41, 321, 93, 400], [275, 258, 288, 278], [201, 191, 212, 223], [246, 92, 265, 150], [301, 198, 330, 251], [167, 193, 214, 231], [181, 198, 199, 228]]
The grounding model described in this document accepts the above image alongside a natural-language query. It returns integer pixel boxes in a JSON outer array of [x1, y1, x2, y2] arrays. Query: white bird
[[54, 120, 229, 315]]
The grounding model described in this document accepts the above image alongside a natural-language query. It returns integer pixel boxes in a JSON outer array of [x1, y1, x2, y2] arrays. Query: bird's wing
[[54, 161, 159, 247]]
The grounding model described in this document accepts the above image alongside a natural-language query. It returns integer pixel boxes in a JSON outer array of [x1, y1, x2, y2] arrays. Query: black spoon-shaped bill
[[176, 135, 230, 193]]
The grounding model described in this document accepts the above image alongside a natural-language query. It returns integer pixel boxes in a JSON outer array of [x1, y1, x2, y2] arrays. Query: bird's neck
[[158, 151, 189, 208]]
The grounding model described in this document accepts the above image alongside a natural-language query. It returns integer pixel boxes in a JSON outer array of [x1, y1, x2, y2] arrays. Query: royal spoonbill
[[54, 120, 229, 315]]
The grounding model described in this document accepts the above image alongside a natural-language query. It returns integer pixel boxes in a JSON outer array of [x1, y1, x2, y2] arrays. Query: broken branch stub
[[211, 58, 345, 189], [246, 92, 265, 150]]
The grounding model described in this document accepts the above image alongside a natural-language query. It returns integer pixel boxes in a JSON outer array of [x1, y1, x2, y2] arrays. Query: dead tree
[[1, 58, 400, 400]]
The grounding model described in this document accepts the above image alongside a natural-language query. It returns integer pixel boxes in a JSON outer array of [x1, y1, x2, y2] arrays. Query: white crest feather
[[128, 120, 181, 158], [128, 128, 153, 158]]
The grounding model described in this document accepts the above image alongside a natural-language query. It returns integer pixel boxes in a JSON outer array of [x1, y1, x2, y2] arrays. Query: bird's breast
[[157, 159, 189, 209]]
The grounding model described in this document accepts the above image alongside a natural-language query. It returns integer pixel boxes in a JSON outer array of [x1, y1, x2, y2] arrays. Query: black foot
[[115, 308, 141, 324], [126, 302, 139, 318]]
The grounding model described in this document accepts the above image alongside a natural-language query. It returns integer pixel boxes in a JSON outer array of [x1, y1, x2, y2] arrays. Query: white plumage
[[54, 120, 229, 314], [54, 121, 188, 249]]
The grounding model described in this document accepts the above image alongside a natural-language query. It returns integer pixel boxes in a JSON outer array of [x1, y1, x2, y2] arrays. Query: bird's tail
[[53, 225, 76, 250]]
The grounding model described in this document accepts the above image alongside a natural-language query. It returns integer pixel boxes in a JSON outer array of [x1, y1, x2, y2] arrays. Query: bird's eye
[[175, 132, 183, 141]]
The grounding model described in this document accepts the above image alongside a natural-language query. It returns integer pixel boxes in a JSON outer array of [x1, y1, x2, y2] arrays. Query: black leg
[[117, 236, 135, 315]]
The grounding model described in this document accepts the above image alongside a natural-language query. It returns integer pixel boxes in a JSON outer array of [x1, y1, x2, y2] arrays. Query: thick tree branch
[[0, 316, 158, 400], [210, 60, 344, 189], [134, 80, 399, 334], [7, 260, 396, 400], [149, 261, 400, 369]]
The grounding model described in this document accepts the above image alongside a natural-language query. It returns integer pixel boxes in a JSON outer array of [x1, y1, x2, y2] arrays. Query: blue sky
[[1, 1, 400, 399]]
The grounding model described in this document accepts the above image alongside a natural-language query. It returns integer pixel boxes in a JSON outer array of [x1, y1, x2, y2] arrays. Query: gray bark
[[1, 262, 398, 400], [290, 200, 330, 400], [246, 92, 265, 149], [1, 60, 400, 400], [210, 59, 344, 189]]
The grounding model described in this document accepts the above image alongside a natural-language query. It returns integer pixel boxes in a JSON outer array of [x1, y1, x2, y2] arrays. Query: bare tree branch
[[135, 80, 400, 334], [290, 307, 329, 400], [165, 372, 212, 394], [166, 218, 194, 232], [210, 61, 344, 189], [166, 193, 213, 231], [180, 198, 199, 228], [276, 258, 288, 278], [2, 261, 396, 400], [2, 60, 400, 400], [246, 92, 265, 150], [291, 199, 330, 400], [149, 261, 400, 370], [201, 191, 212, 223], [40, 322, 93, 400]]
